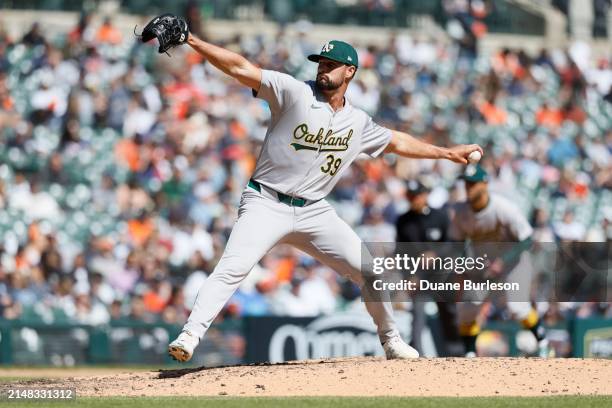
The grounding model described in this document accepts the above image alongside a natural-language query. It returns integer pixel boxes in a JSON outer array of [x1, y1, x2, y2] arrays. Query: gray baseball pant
[[183, 185, 400, 343]]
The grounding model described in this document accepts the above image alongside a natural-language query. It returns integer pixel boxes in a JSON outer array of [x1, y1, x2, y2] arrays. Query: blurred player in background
[[450, 165, 553, 357]]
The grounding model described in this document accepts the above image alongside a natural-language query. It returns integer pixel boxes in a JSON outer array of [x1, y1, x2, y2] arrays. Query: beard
[[468, 189, 487, 208], [316, 74, 342, 91]]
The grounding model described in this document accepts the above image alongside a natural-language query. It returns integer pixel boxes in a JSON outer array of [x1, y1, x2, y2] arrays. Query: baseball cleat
[[465, 351, 477, 358], [383, 336, 420, 359], [168, 330, 199, 362]]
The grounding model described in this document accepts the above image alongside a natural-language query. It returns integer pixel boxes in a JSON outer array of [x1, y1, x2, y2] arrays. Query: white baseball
[[468, 150, 482, 164]]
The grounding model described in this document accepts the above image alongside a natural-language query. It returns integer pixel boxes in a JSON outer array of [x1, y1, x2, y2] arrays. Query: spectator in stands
[[536, 102, 564, 128], [96, 16, 122, 45], [21, 23, 45, 46], [554, 210, 586, 241]]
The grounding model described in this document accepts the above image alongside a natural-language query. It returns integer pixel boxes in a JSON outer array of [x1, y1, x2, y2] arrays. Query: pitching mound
[[5, 357, 612, 397]]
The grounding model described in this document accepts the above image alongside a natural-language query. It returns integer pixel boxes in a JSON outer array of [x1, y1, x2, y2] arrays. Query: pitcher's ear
[[347, 65, 357, 80]]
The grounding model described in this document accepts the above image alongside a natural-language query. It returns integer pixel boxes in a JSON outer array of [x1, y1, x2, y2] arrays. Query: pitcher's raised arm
[[187, 33, 262, 91]]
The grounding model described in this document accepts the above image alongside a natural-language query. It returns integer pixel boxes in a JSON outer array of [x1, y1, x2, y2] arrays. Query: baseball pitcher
[[136, 14, 483, 362]]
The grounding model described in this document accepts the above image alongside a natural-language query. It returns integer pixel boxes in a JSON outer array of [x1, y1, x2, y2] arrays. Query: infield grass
[[0, 396, 611, 408]]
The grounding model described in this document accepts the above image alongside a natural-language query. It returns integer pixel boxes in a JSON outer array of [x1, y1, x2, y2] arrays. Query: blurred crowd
[[0, 12, 610, 332]]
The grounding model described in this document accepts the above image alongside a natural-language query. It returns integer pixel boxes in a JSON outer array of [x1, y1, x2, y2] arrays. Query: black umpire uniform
[[396, 182, 449, 243], [395, 180, 458, 356]]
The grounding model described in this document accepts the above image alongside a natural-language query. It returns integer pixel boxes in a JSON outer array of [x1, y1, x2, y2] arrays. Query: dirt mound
[[5, 357, 612, 397]]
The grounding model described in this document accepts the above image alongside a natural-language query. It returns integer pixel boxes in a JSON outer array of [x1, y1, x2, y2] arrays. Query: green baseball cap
[[461, 164, 489, 183], [308, 40, 359, 68]]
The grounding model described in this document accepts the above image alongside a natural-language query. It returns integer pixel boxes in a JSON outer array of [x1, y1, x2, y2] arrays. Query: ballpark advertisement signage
[[244, 311, 410, 363], [573, 318, 612, 358]]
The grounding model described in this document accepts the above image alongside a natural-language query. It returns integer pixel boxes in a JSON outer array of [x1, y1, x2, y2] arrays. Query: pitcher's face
[[316, 57, 354, 91]]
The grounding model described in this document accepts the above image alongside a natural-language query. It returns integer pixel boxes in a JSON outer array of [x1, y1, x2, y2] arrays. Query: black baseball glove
[[135, 13, 189, 54]]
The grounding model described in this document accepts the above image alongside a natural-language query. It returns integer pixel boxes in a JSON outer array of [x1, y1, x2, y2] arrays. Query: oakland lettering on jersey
[[290, 123, 353, 152]]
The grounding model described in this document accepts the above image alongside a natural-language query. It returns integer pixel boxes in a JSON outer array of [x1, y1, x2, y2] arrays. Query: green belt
[[248, 179, 308, 207]]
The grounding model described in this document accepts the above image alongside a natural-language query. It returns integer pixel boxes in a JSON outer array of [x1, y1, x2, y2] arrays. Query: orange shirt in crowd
[[275, 257, 297, 283], [492, 51, 528, 80], [14, 253, 29, 272], [163, 82, 206, 119], [479, 101, 508, 125], [96, 24, 122, 45], [115, 139, 140, 172], [363, 160, 386, 183], [143, 291, 166, 313], [229, 120, 248, 140], [239, 152, 257, 176], [2, 96, 13, 110], [536, 107, 563, 128], [28, 222, 42, 243], [127, 218, 154, 247], [573, 182, 589, 199], [186, 50, 205, 66]]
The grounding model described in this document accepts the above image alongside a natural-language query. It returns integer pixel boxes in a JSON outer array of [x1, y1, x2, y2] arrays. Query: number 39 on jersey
[[321, 154, 342, 176]]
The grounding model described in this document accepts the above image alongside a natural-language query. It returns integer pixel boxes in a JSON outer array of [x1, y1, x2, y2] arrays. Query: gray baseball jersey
[[450, 193, 533, 242], [252, 70, 392, 200], [452, 195, 536, 325]]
